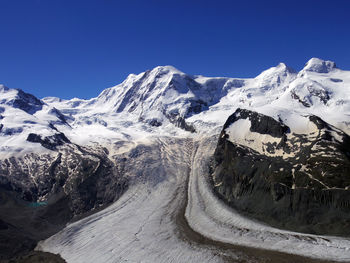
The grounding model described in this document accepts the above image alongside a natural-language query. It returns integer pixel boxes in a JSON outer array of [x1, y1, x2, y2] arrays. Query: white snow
[[303, 57, 337, 73], [225, 118, 285, 156]]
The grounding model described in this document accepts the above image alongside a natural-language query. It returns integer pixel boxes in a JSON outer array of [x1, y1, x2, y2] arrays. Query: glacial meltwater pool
[[28, 201, 48, 208]]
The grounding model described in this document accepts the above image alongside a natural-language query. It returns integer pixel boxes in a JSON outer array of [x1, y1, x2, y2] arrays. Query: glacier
[[0, 58, 350, 262]]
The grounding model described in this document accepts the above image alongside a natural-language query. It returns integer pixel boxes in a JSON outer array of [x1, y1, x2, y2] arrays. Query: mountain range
[[1, 58, 350, 262]]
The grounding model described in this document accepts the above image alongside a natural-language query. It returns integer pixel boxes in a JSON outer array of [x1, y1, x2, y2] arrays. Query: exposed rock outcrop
[[211, 108, 350, 236], [0, 144, 128, 260]]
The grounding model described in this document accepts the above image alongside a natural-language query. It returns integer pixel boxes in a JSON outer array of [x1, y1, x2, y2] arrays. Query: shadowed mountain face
[[0, 188, 71, 261], [211, 108, 350, 235], [0, 144, 128, 260]]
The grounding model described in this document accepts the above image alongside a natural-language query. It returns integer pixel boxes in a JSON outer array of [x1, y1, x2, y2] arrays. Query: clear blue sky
[[0, 0, 349, 99]]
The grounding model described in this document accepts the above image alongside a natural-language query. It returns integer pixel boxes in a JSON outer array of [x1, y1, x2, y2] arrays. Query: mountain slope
[[0, 85, 71, 156]]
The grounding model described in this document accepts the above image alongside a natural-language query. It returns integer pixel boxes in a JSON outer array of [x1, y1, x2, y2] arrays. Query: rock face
[[211, 108, 350, 236], [0, 144, 128, 260], [26, 132, 70, 150]]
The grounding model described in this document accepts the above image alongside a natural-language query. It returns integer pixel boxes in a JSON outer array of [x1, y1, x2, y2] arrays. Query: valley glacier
[[1, 58, 350, 262]]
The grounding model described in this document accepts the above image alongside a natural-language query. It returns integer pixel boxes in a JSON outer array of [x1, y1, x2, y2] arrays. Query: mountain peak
[[0, 84, 10, 93], [0, 86, 44, 115], [276, 62, 288, 68], [276, 62, 296, 73], [303, 58, 336, 73], [150, 65, 184, 75], [256, 62, 296, 80]]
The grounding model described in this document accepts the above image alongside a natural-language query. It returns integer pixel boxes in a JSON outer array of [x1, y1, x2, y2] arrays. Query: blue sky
[[0, 0, 349, 99]]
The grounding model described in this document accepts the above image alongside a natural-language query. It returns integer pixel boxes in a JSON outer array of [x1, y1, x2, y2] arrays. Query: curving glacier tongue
[[37, 136, 350, 263]]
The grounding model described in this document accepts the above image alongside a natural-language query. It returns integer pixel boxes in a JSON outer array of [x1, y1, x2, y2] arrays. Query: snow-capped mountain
[[42, 65, 243, 143], [1, 57, 349, 156], [0, 85, 71, 157], [1, 58, 350, 262], [189, 58, 350, 136]]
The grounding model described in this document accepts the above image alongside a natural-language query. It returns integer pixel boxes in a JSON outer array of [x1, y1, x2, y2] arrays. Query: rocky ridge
[[211, 108, 350, 235]]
